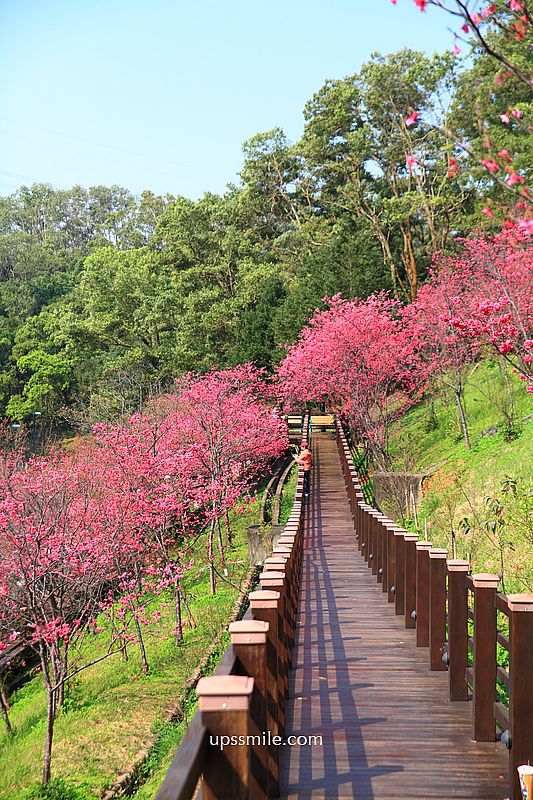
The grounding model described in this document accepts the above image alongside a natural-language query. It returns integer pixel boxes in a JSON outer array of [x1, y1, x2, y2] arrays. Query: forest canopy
[[0, 40, 530, 425]]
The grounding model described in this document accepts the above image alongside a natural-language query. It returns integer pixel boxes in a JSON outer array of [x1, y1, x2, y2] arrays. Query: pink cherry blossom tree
[[444, 229, 533, 394], [278, 294, 428, 469], [0, 446, 142, 784], [92, 411, 200, 646], [164, 365, 289, 595]]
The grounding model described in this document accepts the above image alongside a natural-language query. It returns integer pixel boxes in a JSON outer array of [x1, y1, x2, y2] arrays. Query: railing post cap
[[394, 529, 408, 537], [472, 573, 500, 588], [272, 548, 290, 556], [416, 541, 433, 550], [229, 619, 269, 644], [249, 589, 280, 608], [197, 675, 254, 711], [260, 570, 285, 580], [264, 556, 288, 565], [506, 593, 533, 611], [447, 559, 470, 572], [429, 548, 448, 559], [404, 534, 419, 542]]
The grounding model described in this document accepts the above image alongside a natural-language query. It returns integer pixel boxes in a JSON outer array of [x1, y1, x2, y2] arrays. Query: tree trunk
[[216, 518, 226, 569], [224, 510, 233, 547], [174, 584, 183, 643], [133, 615, 149, 674], [401, 224, 418, 301], [0, 674, 10, 711], [499, 357, 515, 429], [42, 686, 55, 784], [0, 678, 13, 735], [453, 387, 470, 449], [208, 518, 216, 596], [120, 635, 129, 661], [181, 585, 196, 629]]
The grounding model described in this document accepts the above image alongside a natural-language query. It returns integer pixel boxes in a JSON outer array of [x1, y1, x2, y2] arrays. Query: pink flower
[[498, 149, 512, 162], [405, 111, 419, 127], [390, 0, 397, 4], [498, 340, 514, 355], [414, 0, 427, 9], [406, 155, 417, 167], [510, 0, 523, 10], [461, 23, 469, 33], [482, 159, 499, 173], [481, 207, 494, 218], [495, 74, 505, 86], [507, 173, 525, 186], [500, 113, 510, 124], [453, 44, 462, 55], [511, 108, 522, 119], [447, 157, 459, 178]]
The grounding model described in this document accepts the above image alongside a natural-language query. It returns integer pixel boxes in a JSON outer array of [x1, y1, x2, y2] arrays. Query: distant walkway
[[280, 432, 508, 799]]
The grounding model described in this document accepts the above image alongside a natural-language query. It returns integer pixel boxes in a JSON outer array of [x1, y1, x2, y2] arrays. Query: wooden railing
[[335, 416, 533, 800], [155, 414, 310, 800]]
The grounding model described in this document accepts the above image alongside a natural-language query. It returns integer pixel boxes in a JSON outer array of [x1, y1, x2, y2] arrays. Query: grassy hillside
[[0, 501, 258, 800], [389, 359, 533, 592], [0, 460, 297, 800], [129, 466, 298, 800]]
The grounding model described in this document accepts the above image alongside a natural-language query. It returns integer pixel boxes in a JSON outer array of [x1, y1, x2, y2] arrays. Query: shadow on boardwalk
[[280, 433, 508, 800]]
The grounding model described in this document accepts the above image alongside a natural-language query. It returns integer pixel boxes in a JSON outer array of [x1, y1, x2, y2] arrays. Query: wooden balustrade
[[154, 414, 310, 800], [335, 415, 533, 800]]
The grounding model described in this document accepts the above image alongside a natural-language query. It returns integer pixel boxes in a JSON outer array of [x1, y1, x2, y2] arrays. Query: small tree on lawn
[[168, 365, 288, 595], [0, 447, 144, 784]]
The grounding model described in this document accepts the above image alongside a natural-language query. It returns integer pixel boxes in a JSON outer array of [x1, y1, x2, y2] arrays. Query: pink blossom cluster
[[0, 364, 288, 662], [277, 230, 533, 449]]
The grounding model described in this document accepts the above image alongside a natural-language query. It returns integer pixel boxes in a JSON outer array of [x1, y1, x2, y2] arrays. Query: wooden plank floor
[[280, 432, 509, 800]]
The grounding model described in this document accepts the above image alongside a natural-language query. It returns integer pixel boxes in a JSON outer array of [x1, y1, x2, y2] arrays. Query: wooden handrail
[[155, 714, 209, 800], [334, 414, 533, 800], [154, 412, 310, 800]]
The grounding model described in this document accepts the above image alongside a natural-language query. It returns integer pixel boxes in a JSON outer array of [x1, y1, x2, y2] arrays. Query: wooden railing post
[[415, 541, 433, 647], [385, 523, 398, 603], [229, 620, 270, 800], [355, 495, 364, 549], [394, 530, 408, 616], [429, 548, 448, 671], [403, 534, 418, 629], [360, 504, 371, 562], [250, 590, 283, 749], [446, 560, 469, 701], [472, 573, 499, 741], [369, 511, 381, 576], [196, 675, 254, 800], [265, 554, 295, 654], [507, 594, 533, 800], [259, 571, 289, 709], [378, 518, 388, 593]]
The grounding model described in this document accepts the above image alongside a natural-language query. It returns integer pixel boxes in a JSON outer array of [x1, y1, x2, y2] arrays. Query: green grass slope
[[0, 499, 258, 800], [389, 359, 532, 592]]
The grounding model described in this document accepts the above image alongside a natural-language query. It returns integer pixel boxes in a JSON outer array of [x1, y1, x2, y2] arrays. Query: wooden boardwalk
[[280, 432, 508, 800]]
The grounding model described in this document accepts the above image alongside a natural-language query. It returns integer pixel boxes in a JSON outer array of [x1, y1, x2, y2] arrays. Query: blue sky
[[0, 0, 454, 199]]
